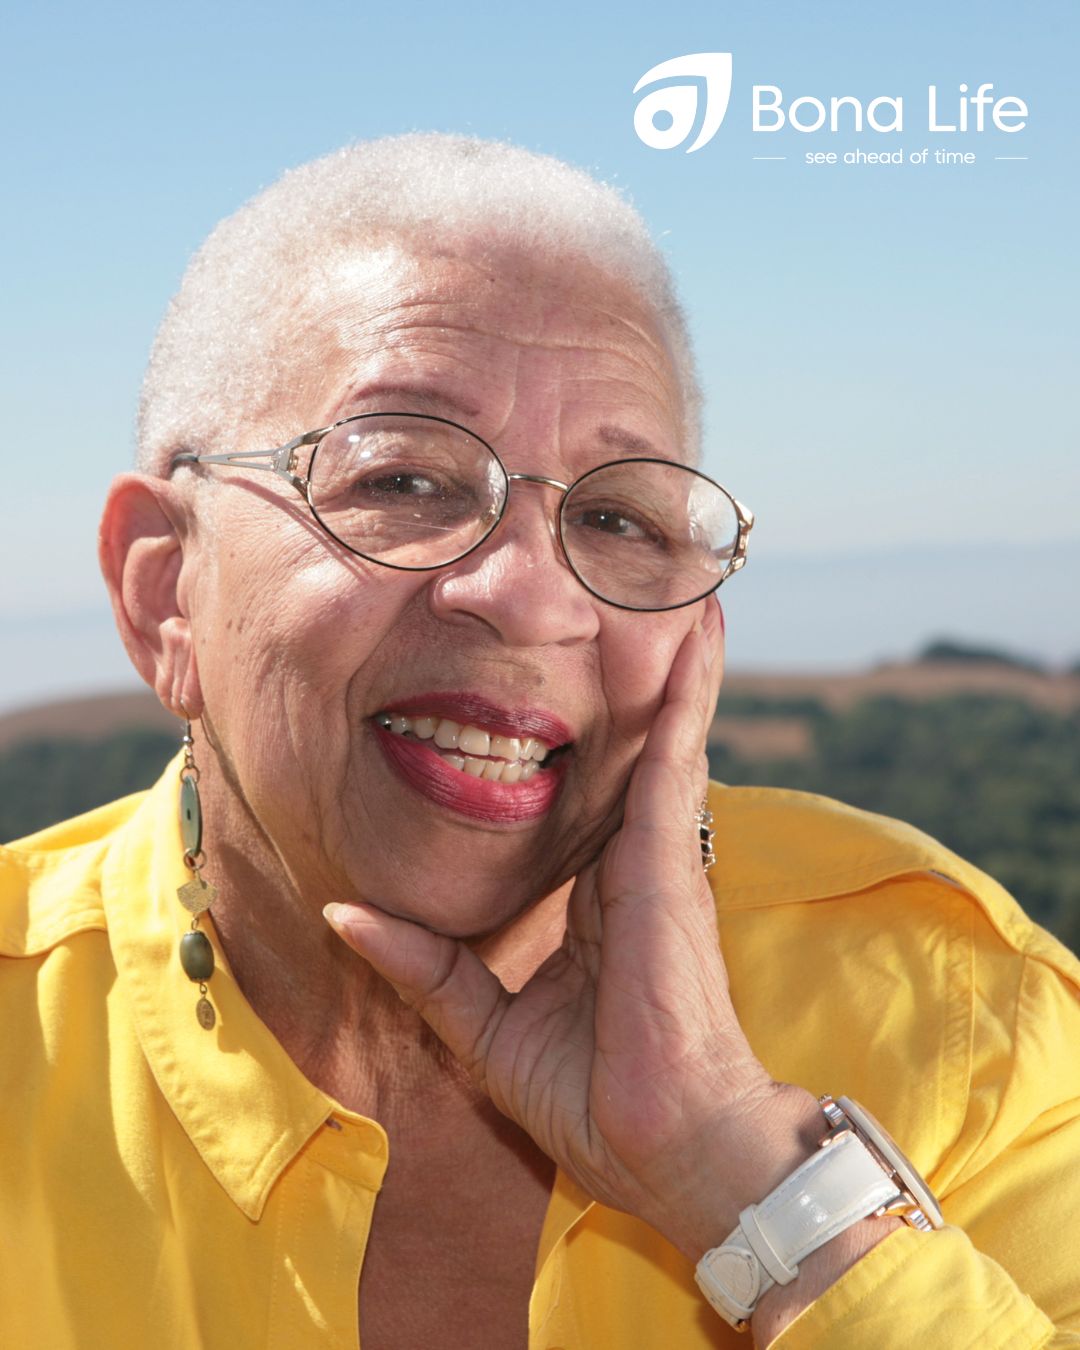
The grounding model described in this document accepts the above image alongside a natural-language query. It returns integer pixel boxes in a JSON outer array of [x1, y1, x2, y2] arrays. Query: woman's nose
[[426, 481, 601, 646]]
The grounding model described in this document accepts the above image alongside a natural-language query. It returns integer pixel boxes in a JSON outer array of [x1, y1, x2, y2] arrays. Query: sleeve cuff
[[769, 1225, 1057, 1349]]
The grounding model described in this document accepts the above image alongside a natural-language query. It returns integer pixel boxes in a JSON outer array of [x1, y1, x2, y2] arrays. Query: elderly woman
[[1, 135, 1077, 1349]]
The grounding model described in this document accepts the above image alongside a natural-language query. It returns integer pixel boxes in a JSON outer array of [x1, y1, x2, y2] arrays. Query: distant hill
[[3, 659, 1079, 762], [2, 666, 1077, 954], [916, 638, 1046, 672], [719, 659, 1080, 712], [0, 690, 176, 754]]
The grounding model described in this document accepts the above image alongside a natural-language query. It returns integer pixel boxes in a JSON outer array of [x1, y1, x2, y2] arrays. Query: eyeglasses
[[171, 411, 754, 612]]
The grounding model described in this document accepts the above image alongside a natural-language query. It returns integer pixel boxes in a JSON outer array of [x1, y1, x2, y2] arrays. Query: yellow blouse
[[1, 754, 1078, 1347]]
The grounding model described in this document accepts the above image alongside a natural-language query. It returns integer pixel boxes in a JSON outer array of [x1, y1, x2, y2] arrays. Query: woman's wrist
[[640, 1081, 904, 1344], [751, 1214, 903, 1345], [641, 1082, 826, 1263]]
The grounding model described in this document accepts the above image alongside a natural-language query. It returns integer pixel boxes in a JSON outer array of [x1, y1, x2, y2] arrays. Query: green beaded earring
[[177, 712, 218, 1029]]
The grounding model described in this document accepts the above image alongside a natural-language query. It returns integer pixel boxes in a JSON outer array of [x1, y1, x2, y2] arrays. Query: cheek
[[599, 615, 690, 745], [193, 539, 413, 740]]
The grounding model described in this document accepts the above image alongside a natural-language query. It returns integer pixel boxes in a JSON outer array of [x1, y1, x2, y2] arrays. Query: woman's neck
[[196, 766, 571, 1120]]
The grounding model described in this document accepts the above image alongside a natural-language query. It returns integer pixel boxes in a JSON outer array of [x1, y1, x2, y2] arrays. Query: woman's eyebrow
[[597, 423, 677, 463], [324, 392, 677, 468], [328, 382, 483, 424]]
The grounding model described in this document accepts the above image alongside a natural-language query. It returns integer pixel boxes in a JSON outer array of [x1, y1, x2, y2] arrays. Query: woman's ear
[[98, 473, 203, 718]]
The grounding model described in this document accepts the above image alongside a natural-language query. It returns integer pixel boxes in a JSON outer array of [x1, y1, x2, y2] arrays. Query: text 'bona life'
[[752, 84, 1028, 134]]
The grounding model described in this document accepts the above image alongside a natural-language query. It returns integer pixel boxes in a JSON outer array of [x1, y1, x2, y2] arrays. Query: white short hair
[[137, 133, 701, 475]]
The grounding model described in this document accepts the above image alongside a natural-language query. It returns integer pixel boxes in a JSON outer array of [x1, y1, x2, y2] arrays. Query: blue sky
[[2, 0, 1077, 708]]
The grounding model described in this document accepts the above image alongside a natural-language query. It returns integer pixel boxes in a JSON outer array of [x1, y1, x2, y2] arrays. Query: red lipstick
[[375, 723, 568, 823], [374, 691, 575, 748]]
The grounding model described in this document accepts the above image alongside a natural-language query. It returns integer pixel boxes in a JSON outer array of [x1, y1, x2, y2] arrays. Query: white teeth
[[459, 726, 491, 756], [375, 708, 564, 782], [433, 719, 461, 750], [490, 734, 520, 761]]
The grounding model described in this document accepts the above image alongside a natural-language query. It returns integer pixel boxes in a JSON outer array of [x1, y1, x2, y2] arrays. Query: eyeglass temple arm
[[170, 426, 330, 485]]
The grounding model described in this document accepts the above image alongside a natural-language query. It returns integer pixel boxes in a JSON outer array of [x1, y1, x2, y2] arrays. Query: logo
[[633, 53, 733, 153], [632, 54, 1029, 161]]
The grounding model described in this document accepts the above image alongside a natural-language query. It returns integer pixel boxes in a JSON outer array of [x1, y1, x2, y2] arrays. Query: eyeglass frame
[[170, 410, 755, 613]]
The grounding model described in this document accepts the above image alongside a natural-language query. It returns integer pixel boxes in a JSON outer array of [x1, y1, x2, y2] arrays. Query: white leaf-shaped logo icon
[[633, 53, 733, 153]]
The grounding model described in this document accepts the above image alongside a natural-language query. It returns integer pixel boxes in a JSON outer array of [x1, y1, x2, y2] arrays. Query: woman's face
[[182, 246, 718, 936]]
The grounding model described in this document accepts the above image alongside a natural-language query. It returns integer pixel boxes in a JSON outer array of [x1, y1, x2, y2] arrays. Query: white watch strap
[[695, 1130, 900, 1329]]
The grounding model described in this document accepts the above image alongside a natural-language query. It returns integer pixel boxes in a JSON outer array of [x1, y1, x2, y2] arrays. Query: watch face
[[838, 1097, 944, 1229]]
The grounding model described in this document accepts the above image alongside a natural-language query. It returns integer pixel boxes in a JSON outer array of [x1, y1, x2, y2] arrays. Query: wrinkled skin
[[179, 246, 709, 937], [102, 242, 879, 1347]]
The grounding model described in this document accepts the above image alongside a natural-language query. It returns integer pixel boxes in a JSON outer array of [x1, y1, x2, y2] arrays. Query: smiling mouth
[[373, 710, 571, 784]]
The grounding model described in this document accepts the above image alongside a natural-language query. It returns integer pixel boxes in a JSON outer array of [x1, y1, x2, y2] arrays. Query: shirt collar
[[101, 751, 387, 1221]]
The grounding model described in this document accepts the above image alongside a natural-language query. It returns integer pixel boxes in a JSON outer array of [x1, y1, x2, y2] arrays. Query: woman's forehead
[[323, 245, 671, 351], [291, 246, 685, 434]]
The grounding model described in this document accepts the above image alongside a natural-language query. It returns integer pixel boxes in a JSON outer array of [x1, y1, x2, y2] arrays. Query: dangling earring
[[176, 710, 218, 1029]]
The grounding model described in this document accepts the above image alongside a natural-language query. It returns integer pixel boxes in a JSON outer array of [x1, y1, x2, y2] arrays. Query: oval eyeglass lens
[[560, 460, 738, 609], [308, 415, 506, 568]]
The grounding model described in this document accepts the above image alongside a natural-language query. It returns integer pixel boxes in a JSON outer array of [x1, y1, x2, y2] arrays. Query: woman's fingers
[[704, 591, 726, 718], [699, 594, 724, 804], [622, 620, 713, 835], [323, 902, 509, 1085]]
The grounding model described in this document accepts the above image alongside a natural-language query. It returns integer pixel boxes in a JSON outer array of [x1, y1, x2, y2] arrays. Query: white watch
[[694, 1095, 944, 1331]]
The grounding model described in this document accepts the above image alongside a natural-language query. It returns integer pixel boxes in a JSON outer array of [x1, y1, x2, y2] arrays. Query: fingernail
[[323, 903, 345, 928]]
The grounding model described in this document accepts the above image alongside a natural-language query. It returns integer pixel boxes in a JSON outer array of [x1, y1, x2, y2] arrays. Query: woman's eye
[[333, 466, 482, 524], [571, 504, 670, 545], [363, 472, 444, 497], [580, 508, 645, 536]]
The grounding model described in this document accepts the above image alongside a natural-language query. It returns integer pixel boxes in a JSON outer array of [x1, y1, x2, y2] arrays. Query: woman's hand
[[324, 597, 817, 1259]]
